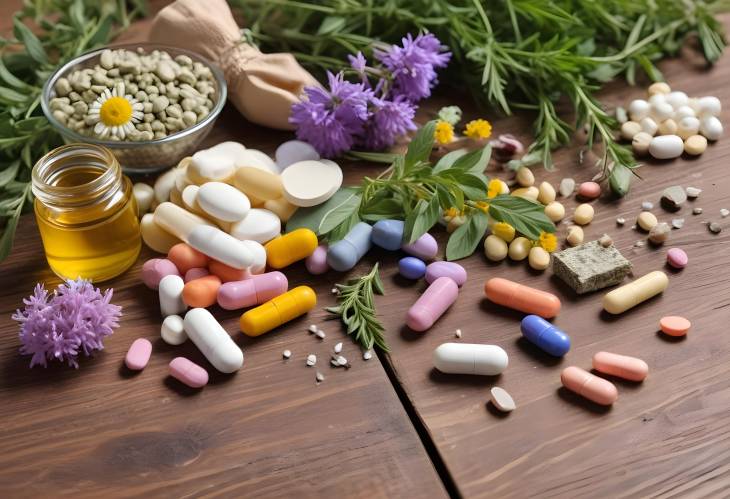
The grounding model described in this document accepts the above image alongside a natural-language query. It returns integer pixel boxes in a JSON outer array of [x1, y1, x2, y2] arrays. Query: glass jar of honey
[[32, 144, 141, 281]]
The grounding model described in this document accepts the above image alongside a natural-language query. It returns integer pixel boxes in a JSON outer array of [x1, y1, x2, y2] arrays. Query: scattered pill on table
[[316, 372, 325, 383], [485, 277, 561, 318], [660, 316, 691, 336], [558, 178, 575, 197], [693, 207, 703, 215], [721, 209, 729, 218], [561, 366, 618, 406], [641, 201, 653, 211], [306, 354, 317, 366], [648, 223, 671, 245], [425, 261, 467, 286], [666, 248, 688, 269], [616, 217, 626, 225], [577, 181, 601, 200], [599, 234, 613, 247], [169, 357, 209, 388], [240, 286, 317, 337], [573, 203, 594, 225], [603, 271, 669, 314], [637, 211, 658, 231], [399, 256, 427, 280], [520, 315, 571, 357], [124, 338, 152, 371], [432, 343, 508, 375], [592, 352, 649, 381], [283, 350, 292, 359], [709, 222, 722, 234], [661, 185, 687, 211], [686, 187, 702, 198], [455, 329, 462, 338], [406, 277, 459, 332], [363, 351, 373, 361], [334, 342, 343, 354], [184, 308, 244, 373], [671, 218, 685, 229], [315, 329, 326, 339], [489, 387, 516, 413], [161, 314, 187, 345]]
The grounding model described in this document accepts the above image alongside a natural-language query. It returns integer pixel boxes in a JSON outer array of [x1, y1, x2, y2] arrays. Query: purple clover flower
[[359, 96, 417, 150], [12, 279, 121, 368], [290, 71, 372, 157], [375, 33, 451, 102]]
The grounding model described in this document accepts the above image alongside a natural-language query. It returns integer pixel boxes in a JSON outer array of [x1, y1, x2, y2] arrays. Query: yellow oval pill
[[234, 166, 283, 201], [240, 286, 317, 336], [264, 228, 318, 269]]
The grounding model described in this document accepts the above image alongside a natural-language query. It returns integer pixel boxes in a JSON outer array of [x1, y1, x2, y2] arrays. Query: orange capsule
[[182, 275, 221, 308], [168, 243, 209, 274], [561, 366, 618, 406], [208, 260, 249, 283], [592, 352, 648, 382], [484, 277, 561, 318]]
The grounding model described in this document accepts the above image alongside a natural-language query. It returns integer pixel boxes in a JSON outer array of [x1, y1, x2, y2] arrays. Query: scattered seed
[[641, 201, 654, 211], [331, 359, 340, 367], [315, 329, 326, 339], [634, 240, 646, 247], [331, 288, 338, 294], [671, 218, 685, 229], [721, 209, 729, 218], [709, 222, 722, 234], [308, 324, 318, 333], [693, 207, 703, 215], [336, 355, 348, 366], [686, 187, 702, 198], [599, 234, 613, 247], [455, 328, 462, 338], [616, 217, 626, 225], [334, 342, 343, 353], [363, 351, 373, 361], [316, 372, 325, 383], [282, 350, 291, 359], [558, 178, 575, 197], [306, 354, 317, 366]]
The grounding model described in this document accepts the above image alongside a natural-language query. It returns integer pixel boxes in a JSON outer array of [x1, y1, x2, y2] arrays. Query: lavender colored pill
[[125, 338, 152, 371], [403, 232, 438, 260], [399, 257, 426, 280], [275, 140, 320, 169], [169, 357, 209, 388], [184, 267, 209, 282], [141, 258, 180, 289], [425, 261, 467, 286], [305, 244, 329, 275], [666, 247, 688, 269], [406, 277, 459, 332]]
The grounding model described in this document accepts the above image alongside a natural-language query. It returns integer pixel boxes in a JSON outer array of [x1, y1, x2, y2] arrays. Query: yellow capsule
[[240, 286, 317, 336], [264, 228, 318, 268]]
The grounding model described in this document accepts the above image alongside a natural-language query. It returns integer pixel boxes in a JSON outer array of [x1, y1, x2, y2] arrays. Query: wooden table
[[1, 3, 729, 497]]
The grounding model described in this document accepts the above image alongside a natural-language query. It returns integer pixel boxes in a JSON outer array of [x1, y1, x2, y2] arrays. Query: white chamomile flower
[[87, 83, 144, 140]]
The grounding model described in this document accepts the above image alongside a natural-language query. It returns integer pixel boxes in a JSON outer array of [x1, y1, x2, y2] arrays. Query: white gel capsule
[[159, 274, 186, 317], [433, 343, 508, 376], [183, 308, 244, 373], [665, 91, 688, 109], [161, 314, 187, 345], [153, 202, 215, 242], [197, 181, 251, 222], [628, 99, 649, 121], [650, 101, 674, 121], [700, 116, 723, 141], [242, 240, 267, 274], [696, 96, 721, 117], [188, 225, 253, 269], [649, 135, 684, 159], [153, 167, 178, 204], [674, 105, 695, 121]]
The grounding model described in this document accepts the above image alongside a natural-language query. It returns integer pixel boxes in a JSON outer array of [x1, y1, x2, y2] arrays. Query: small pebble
[[666, 248, 688, 269], [661, 185, 687, 211], [316, 372, 325, 383], [334, 342, 343, 354], [648, 223, 670, 245], [693, 207, 703, 215], [283, 350, 292, 359], [671, 218, 685, 229], [331, 288, 338, 294], [573, 204, 594, 225], [637, 211, 658, 231], [455, 329, 462, 338], [686, 187, 702, 198], [315, 329, 326, 339], [632, 132, 653, 155], [515, 167, 535, 187], [659, 316, 691, 337], [336, 355, 348, 366], [331, 359, 340, 367], [558, 178, 575, 197], [566, 225, 584, 246], [308, 324, 318, 333], [489, 387, 516, 413], [363, 351, 373, 361], [616, 217, 626, 226], [709, 222, 722, 234], [721, 209, 729, 218], [599, 234, 613, 247], [577, 181, 601, 200], [634, 240, 646, 247], [306, 354, 317, 366], [641, 201, 653, 211], [528, 246, 550, 271]]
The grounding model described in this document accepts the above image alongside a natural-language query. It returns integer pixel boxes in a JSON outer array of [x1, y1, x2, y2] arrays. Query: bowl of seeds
[[42, 43, 227, 174]]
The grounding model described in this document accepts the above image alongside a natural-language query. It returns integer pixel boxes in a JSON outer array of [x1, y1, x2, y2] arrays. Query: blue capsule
[[398, 257, 426, 280], [327, 222, 373, 272], [520, 315, 571, 357], [371, 219, 404, 251]]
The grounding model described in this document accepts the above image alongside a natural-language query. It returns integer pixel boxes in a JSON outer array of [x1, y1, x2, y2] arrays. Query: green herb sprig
[[0, 0, 145, 261], [287, 121, 554, 261], [326, 263, 387, 352], [232, 0, 726, 197]]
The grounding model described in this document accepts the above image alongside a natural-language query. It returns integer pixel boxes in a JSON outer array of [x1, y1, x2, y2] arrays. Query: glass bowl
[[41, 43, 227, 174]]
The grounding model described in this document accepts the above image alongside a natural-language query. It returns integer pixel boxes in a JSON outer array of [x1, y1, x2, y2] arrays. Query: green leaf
[[69, 0, 86, 32], [286, 187, 359, 233], [432, 148, 468, 173], [0, 58, 29, 89], [318, 191, 362, 234], [87, 15, 114, 49], [347, 150, 399, 164], [404, 195, 440, 244], [404, 120, 435, 169], [361, 197, 402, 221], [446, 210, 489, 261], [317, 16, 347, 35], [13, 17, 47, 65], [0, 185, 27, 261], [0, 161, 20, 188], [488, 195, 555, 240], [328, 211, 361, 242], [448, 171, 487, 200], [451, 143, 492, 174], [0, 86, 28, 103], [609, 163, 633, 197]]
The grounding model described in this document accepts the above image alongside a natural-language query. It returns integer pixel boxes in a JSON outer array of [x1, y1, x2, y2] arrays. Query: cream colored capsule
[[234, 166, 283, 201], [511, 186, 538, 201], [133, 182, 154, 216], [632, 132, 653, 155], [648, 82, 671, 95], [153, 202, 215, 242], [484, 235, 508, 261], [154, 167, 178, 204], [544, 201, 565, 222], [537, 181, 556, 205], [508, 237, 531, 261], [264, 197, 299, 222], [573, 204, 594, 225], [637, 211, 657, 231], [603, 271, 668, 314], [566, 225, 584, 246], [684, 135, 707, 156], [620, 121, 641, 140], [528, 246, 550, 270], [657, 119, 677, 136], [181, 185, 203, 214], [515, 167, 534, 187], [140, 213, 181, 253]]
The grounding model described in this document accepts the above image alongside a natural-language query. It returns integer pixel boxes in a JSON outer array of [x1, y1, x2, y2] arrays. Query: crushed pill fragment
[[599, 234, 613, 247], [641, 201, 653, 211], [686, 187, 702, 198], [316, 372, 325, 383], [671, 218, 685, 229], [283, 349, 292, 359], [308, 324, 318, 333], [616, 217, 626, 226], [455, 328, 462, 338], [306, 354, 317, 366], [334, 342, 343, 354], [336, 355, 348, 366], [489, 387, 516, 413], [363, 351, 373, 360], [721, 209, 729, 218], [693, 207, 703, 215], [709, 222, 722, 234], [331, 359, 340, 367], [315, 329, 326, 339]]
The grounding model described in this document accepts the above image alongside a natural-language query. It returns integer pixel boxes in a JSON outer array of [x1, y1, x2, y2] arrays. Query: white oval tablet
[[161, 314, 187, 345], [433, 343, 508, 376], [189, 149, 236, 182], [490, 387, 516, 412], [281, 160, 343, 207], [242, 240, 267, 274], [197, 182, 251, 222], [230, 208, 281, 244], [207, 141, 247, 157], [183, 308, 243, 373], [648, 135, 684, 159], [234, 149, 279, 173], [276, 140, 320, 169], [181, 184, 200, 213]]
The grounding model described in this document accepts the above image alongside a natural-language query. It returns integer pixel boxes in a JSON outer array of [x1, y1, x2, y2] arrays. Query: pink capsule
[[217, 271, 289, 310], [169, 357, 209, 388], [403, 233, 438, 260], [125, 338, 152, 371], [141, 258, 180, 289], [561, 366, 617, 406], [305, 244, 329, 275], [184, 267, 209, 282], [406, 277, 459, 332]]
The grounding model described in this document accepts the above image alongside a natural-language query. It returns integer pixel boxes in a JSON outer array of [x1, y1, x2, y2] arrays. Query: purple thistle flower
[[348, 51, 368, 75], [12, 278, 121, 368], [375, 33, 451, 102], [290, 71, 372, 158], [359, 96, 417, 150]]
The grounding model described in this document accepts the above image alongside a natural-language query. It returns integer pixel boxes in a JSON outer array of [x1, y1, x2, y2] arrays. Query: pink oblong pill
[[425, 261, 467, 286], [406, 277, 459, 332], [217, 271, 289, 310], [666, 248, 687, 269], [141, 258, 180, 289], [402, 233, 438, 260], [561, 366, 617, 406], [592, 351, 648, 382], [169, 357, 209, 388], [125, 338, 152, 371], [305, 244, 329, 275], [184, 267, 209, 282]]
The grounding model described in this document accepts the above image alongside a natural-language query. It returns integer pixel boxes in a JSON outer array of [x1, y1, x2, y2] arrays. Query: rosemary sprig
[[326, 263, 387, 352]]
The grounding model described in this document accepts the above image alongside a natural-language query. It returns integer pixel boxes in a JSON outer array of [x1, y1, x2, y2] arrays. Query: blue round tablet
[[399, 256, 427, 280]]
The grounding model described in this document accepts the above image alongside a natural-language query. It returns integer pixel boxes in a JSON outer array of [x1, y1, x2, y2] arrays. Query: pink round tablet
[[305, 244, 329, 275], [577, 181, 601, 200], [169, 357, 209, 388], [141, 258, 180, 289], [666, 248, 688, 269], [184, 267, 210, 282], [125, 338, 152, 371]]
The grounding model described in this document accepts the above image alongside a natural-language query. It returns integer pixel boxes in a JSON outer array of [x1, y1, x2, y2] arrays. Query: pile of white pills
[[618, 82, 723, 159], [136, 140, 343, 253]]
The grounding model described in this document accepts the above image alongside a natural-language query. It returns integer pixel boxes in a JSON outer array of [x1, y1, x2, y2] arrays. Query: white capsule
[[197, 181, 251, 222], [153, 167, 178, 204], [665, 91, 688, 109], [697, 96, 722, 117], [700, 116, 723, 141], [650, 101, 674, 121], [648, 93, 667, 107], [677, 116, 700, 140], [187, 225, 253, 269], [242, 240, 267, 274], [133, 183, 155, 216], [433, 343, 508, 376], [183, 308, 244, 373], [161, 314, 187, 345], [628, 99, 650, 121], [639, 117, 658, 136], [674, 105, 695, 121], [159, 274, 186, 317], [649, 135, 684, 159]]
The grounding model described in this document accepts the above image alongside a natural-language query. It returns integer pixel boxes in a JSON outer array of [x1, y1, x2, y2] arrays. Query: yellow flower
[[475, 201, 490, 213], [444, 207, 459, 218], [464, 119, 492, 139], [492, 222, 515, 242], [434, 120, 454, 145], [538, 232, 558, 252], [487, 179, 504, 199]]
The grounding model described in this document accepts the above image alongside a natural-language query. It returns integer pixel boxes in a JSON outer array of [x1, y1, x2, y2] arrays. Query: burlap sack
[[149, 0, 319, 130]]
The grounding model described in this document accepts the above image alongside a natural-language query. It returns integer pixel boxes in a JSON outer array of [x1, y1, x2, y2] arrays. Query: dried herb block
[[552, 240, 632, 294]]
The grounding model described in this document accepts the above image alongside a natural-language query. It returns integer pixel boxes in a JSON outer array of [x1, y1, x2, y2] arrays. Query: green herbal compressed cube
[[552, 241, 632, 294]]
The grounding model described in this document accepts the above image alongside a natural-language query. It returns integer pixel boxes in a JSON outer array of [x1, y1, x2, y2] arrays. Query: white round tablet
[[197, 182, 251, 222], [181, 184, 200, 212], [230, 208, 281, 244], [276, 140, 320, 169], [233, 149, 279, 173], [281, 160, 343, 207], [207, 141, 247, 156]]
